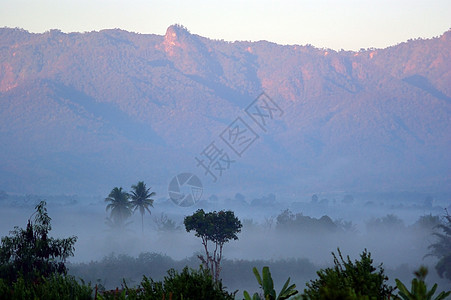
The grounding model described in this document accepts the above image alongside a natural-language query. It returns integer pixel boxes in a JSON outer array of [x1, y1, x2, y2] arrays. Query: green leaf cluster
[[395, 266, 450, 300], [0, 274, 92, 300], [184, 209, 242, 281], [302, 249, 394, 300], [243, 266, 299, 300], [184, 209, 242, 245], [99, 266, 235, 300], [0, 201, 77, 283], [426, 210, 451, 281]]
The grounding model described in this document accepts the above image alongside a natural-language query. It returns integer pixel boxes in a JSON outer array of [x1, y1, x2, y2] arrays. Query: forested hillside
[[0, 26, 450, 195]]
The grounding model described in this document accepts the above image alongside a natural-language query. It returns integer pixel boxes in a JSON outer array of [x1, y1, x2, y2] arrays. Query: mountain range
[[0, 25, 450, 199]]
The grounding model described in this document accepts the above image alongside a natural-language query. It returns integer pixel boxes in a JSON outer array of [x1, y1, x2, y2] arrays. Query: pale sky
[[1, 0, 450, 50]]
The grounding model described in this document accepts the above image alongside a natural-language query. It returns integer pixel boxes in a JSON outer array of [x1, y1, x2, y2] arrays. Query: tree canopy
[[184, 209, 242, 281], [0, 201, 77, 283], [105, 187, 132, 230], [427, 210, 451, 281], [303, 249, 394, 299], [130, 181, 155, 233]]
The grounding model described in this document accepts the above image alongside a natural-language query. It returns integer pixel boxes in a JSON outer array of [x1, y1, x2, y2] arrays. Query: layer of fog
[[1, 193, 448, 269]]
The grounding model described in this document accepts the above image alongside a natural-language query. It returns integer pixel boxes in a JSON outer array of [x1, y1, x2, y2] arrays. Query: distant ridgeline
[[0, 26, 450, 195]]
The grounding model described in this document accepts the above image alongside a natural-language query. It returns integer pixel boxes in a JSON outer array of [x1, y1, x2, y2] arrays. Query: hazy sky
[[1, 0, 450, 50]]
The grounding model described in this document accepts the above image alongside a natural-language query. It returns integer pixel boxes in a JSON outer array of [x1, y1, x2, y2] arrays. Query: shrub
[[395, 266, 450, 300], [0, 201, 77, 284], [0, 274, 92, 300], [426, 210, 451, 281], [100, 266, 235, 300], [243, 266, 299, 300], [302, 249, 394, 299]]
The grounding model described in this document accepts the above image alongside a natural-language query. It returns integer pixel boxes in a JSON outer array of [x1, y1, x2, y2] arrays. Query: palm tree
[[105, 215, 132, 233], [426, 209, 451, 281], [105, 187, 132, 229], [130, 181, 156, 233]]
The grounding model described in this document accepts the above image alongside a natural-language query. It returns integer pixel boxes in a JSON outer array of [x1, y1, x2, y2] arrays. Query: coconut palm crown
[[130, 181, 156, 233], [105, 187, 132, 227]]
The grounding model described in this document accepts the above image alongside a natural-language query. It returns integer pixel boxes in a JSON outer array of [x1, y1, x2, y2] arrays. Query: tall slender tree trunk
[[141, 213, 144, 234]]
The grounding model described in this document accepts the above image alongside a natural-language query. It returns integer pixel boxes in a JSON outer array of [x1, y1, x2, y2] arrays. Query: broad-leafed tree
[[0, 201, 77, 283], [184, 209, 242, 281]]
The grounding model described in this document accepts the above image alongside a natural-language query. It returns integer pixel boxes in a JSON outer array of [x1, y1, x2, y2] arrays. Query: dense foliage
[[243, 266, 299, 300], [303, 249, 395, 299], [68, 252, 317, 292], [184, 209, 242, 281], [395, 266, 450, 300], [427, 211, 451, 281], [1, 202, 450, 299], [0, 274, 92, 300], [99, 266, 235, 300], [0, 201, 77, 283], [0, 201, 92, 299]]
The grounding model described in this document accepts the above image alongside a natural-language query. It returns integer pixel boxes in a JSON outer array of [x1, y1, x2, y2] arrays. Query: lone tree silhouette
[[184, 209, 242, 282]]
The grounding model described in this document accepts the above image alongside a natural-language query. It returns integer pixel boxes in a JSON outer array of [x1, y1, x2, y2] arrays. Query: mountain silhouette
[[0, 26, 449, 196]]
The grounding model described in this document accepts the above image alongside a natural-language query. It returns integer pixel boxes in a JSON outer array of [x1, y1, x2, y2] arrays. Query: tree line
[[0, 200, 450, 299]]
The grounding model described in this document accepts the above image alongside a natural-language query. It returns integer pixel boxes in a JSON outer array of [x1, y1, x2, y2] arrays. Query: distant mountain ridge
[[0, 25, 450, 197]]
